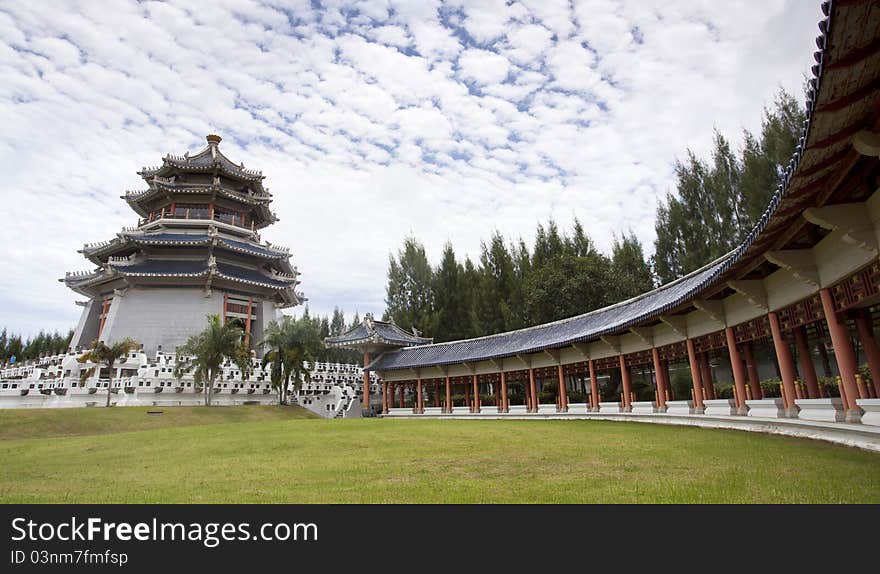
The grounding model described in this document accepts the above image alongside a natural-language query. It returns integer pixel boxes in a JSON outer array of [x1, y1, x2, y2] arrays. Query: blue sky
[[0, 0, 821, 337]]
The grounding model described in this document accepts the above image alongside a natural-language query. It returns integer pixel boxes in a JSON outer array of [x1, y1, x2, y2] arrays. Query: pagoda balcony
[[138, 211, 259, 232]]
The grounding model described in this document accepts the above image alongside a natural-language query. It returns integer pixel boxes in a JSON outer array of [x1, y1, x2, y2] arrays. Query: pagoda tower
[[62, 134, 303, 357]]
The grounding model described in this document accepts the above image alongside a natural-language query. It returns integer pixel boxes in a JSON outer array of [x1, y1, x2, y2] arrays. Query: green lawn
[[0, 406, 877, 503]]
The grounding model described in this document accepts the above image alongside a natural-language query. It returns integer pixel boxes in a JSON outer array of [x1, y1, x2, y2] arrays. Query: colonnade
[[381, 285, 880, 423]]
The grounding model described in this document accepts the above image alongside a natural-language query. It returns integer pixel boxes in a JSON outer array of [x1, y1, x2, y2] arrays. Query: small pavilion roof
[[325, 314, 434, 350]]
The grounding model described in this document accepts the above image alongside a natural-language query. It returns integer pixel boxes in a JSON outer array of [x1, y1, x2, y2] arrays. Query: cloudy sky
[[0, 0, 822, 337]]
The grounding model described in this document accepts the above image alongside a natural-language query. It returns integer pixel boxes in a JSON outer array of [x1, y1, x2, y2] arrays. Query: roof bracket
[[803, 203, 878, 253], [727, 280, 769, 311], [765, 249, 821, 287], [600, 336, 621, 354], [629, 327, 653, 346], [693, 299, 726, 326], [853, 130, 880, 157], [571, 342, 591, 359], [659, 315, 688, 338], [543, 349, 561, 365]]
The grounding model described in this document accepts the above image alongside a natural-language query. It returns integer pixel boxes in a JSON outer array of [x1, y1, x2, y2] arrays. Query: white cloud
[[0, 0, 823, 336], [457, 48, 511, 85]]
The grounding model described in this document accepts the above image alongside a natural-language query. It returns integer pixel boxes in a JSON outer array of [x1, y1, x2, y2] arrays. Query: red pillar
[[686, 339, 705, 410], [725, 327, 748, 413], [588, 360, 599, 412], [651, 348, 667, 410], [472, 374, 480, 413], [243, 296, 253, 347], [699, 353, 716, 400], [820, 288, 861, 417], [793, 326, 820, 399], [416, 378, 423, 414], [382, 382, 388, 414], [398, 383, 404, 408], [500, 371, 508, 413], [743, 342, 762, 399], [362, 352, 371, 411], [528, 368, 537, 413], [854, 309, 880, 397], [661, 360, 672, 400], [556, 365, 568, 412], [445, 376, 451, 413], [524, 374, 531, 411], [619, 355, 632, 411], [768, 311, 799, 412]]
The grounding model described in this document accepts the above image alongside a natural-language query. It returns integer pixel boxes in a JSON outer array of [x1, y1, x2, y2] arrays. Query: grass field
[[0, 406, 878, 503]]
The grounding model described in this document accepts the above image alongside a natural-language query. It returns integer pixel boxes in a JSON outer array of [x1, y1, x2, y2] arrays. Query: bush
[[669, 369, 692, 400], [817, 376, 841, 397], [715, 382, 734, 399], [858, 364, 872, 384], [759, 379, 782, 398]]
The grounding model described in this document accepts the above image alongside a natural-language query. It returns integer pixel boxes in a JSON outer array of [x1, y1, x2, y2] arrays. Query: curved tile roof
[[110, 260, 208, 276], [370, 255, 724, 370], [130, 233, 211, 245], [215, 262, 295, 289], [326, 314, 434, 348], [369, 1, 874, 372], [219, 238, 289, 259]]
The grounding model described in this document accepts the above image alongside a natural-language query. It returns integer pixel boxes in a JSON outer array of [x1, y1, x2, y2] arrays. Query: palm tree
[[174, 314, 250, 406], [78, 338, 140, 407], [259, 316, 320, 405]]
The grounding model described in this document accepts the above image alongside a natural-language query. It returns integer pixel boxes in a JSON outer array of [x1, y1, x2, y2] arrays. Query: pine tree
[[384, 237, 436, 336], [611, 232, 654, 300], [653, 88, 805, 284], [433, 243, 473, 342], [475, 232, 518, 335]]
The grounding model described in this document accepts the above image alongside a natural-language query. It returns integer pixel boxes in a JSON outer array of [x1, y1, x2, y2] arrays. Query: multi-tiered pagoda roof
[[63, 135, 303, 308]]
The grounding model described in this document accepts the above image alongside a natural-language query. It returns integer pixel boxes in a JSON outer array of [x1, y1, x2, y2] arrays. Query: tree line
[[383, 88, 805, 341], [384, 223, 654, 343], [0, 328, 74, 364], [299, 306, 363, 364]]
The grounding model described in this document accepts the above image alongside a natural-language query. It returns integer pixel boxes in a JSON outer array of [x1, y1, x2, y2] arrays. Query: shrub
[[715, 382, 734, 399], [817, 376, 841, 397], [858, 364, 872, 384], [759, 379, 782, 398]]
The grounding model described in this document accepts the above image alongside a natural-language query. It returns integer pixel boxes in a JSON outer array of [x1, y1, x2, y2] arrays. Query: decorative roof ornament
[[364, 312, 374, 332]]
